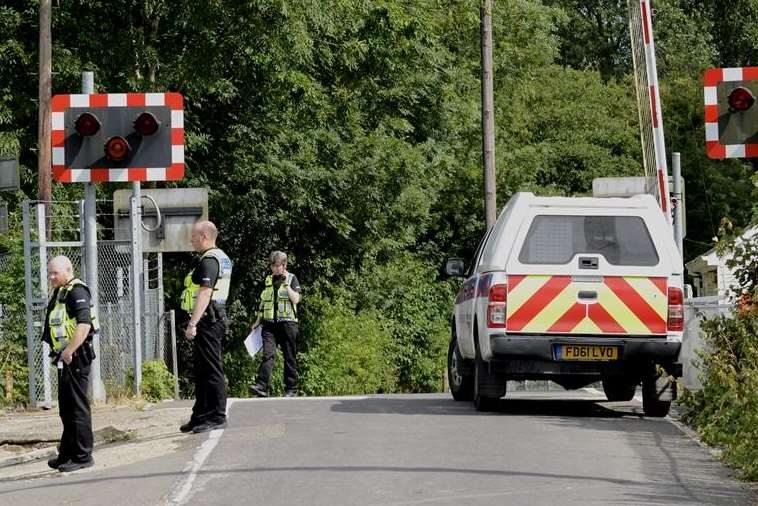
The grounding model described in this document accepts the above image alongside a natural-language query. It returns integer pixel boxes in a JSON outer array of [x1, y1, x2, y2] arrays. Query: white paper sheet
[[244, 326, 263, 357]]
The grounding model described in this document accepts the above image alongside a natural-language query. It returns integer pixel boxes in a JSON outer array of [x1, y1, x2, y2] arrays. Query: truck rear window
[[518, 215, 659, 266]]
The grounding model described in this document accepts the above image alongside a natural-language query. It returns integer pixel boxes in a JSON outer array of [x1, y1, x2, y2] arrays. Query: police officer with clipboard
[[249, 251, 301, 398]]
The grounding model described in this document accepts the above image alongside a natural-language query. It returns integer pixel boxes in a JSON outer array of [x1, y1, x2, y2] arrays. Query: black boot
[[249, 384, 268, 398], [47, 455, 69, 469], [58, 458, 94, 473]]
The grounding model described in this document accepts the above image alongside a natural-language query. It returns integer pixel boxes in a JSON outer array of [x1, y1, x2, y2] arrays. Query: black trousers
[[58, 359, 93, 463], [191, 319, 227, 424], [255, 321, 298, 391]]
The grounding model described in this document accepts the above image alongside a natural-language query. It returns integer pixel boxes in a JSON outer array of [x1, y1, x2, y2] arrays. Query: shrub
[[680, 314, 758, 480], [0, 220, 31, 407], [680, 230, 758, 480], [299, 302, 397, 396], [128, 360, 176, 402], [352, 255, 454, 392]]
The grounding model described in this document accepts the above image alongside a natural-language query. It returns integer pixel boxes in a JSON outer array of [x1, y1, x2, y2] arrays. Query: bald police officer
[[43, 255, 97, 472], [179, 221, 233, 433]]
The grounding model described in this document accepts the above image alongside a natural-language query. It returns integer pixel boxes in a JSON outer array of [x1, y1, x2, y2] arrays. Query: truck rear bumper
[[489, 334, 682, 376]]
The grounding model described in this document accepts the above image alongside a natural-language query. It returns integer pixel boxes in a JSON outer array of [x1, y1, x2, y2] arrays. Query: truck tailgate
[[506, 275, 667, 335]]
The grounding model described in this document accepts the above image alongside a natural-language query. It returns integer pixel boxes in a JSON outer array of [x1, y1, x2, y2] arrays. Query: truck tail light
[[667, 287, 684, 332], [487, 284, 507, 328]]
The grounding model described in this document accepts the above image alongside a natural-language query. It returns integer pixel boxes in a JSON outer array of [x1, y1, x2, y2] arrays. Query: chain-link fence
[[143, 254, 164, 363], [0, 254, 25, 343], [22, 199, 170, 407], [97, 240, 136, 395], [0, 253, 26, 405]]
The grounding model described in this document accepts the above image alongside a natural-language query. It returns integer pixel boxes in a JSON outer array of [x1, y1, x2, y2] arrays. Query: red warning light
[[133, 112, 159, 136], [728, 86, 755, 111], [74, 113, 100, 136], [104, 136, 130, 162]]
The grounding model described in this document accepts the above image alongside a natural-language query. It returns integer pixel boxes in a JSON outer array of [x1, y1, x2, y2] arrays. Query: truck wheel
[[473, 339, 505, 412], [642, 374, 672, 417], [602, 378, 637, 402], [448, 338, 474, 401]]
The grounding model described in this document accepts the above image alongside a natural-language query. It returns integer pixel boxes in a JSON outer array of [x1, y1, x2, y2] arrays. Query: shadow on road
[[330, 395, 637, 419], [0, 464, 752, 505]]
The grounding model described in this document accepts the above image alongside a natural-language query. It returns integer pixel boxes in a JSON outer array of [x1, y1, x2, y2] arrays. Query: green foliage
[[0, 210, 29, 407], [723, 234, 758, 301], [299, 298, 397, 396], [0, 338, 28, 407], [127, 360, 176, 402], [501, 66, 642, 197], [680, 235, 758, 480], [543, 0, 630, 80], [350, 255, 454, 392], [680, 314, 758, 480]]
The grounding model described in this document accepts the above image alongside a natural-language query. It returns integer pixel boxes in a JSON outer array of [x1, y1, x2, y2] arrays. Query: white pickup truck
[[446, 192, 683, 416]]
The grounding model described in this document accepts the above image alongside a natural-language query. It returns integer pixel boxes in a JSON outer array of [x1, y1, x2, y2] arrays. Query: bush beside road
[[680, 312, 758, 481]]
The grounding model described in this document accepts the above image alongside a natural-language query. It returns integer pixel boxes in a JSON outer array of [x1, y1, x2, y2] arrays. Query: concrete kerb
[[0, 399, 193, 473], [0, 445, 57, 469], [0, 426, 135, 469]]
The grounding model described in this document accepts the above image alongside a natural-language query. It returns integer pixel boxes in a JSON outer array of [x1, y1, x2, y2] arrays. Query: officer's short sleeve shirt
[[289, 274, 301, 293], [192, 256, 219, 289], [66, 285, 92, 325]]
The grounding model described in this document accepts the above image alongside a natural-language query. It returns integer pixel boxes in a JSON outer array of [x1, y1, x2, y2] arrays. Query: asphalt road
[[0, 392, 755, 506]]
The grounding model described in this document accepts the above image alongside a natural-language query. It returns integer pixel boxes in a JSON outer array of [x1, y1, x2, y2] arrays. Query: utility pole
[[37, 0, 52, 202], [481, 0, 497, 228]]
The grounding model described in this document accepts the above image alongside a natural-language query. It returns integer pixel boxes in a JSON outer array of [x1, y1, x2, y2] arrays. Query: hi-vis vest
[[259, 273, 298, 322], [47, 278, 99, 352], [180, 248, 233, 313]]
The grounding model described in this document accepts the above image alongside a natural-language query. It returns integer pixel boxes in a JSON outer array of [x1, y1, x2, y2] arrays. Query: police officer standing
[[249, 251, 301, 398], [179, 221, 233, 433], [43, 255, 97, 472]]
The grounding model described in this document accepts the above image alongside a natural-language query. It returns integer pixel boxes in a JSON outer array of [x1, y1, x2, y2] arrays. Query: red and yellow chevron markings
[[506, 275, 667, 335]]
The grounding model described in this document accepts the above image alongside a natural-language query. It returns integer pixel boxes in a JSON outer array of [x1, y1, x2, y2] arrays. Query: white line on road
[[167, 398, 235, 506]]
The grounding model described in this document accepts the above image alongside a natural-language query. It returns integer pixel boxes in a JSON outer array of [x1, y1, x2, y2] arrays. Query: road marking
[[167, 398, 234, 505], [583, 387, 604, 396]]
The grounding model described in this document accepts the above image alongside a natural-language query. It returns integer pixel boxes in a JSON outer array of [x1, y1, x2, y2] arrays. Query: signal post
[[51, 90, 184, 394]]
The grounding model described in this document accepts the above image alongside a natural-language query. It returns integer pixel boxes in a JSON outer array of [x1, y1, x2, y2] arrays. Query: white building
[[685, 226, 757, 304]]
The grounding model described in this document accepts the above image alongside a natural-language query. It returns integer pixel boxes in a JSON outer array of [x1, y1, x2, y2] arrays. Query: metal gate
[[22, 200, 167, 407]]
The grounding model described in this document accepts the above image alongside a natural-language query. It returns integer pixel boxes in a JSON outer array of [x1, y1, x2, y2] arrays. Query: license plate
[[556, 344, 619, 361]]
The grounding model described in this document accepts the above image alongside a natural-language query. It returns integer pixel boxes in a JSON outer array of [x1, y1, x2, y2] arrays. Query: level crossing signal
[[51, 92, 184, 182], [704, 67, 758, 159]]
